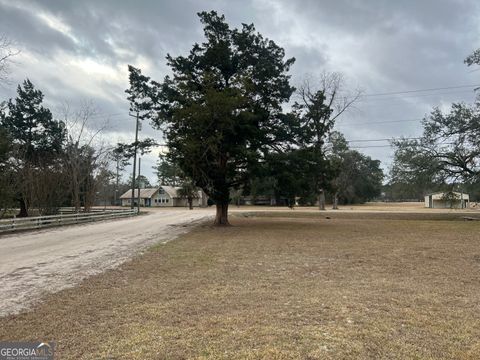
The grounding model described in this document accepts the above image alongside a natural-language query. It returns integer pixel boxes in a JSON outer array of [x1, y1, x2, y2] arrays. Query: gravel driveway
[[0, 208, 213, 316]]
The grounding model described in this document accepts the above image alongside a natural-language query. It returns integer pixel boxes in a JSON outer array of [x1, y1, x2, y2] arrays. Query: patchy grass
[[1, 212, 480, 359]]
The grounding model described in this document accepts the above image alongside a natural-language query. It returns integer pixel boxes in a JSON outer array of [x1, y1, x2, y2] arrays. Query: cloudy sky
[[1, 0, 479, 183]]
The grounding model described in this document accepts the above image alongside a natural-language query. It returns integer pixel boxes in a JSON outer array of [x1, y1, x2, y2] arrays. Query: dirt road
[[0, 208, 213, 316], [1, 203, 474, 317]]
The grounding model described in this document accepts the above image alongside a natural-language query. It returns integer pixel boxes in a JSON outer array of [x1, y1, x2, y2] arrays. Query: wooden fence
[[0, 209, 138, 234]]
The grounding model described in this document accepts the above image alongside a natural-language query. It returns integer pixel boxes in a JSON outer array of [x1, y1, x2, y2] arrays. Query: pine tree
[[0, 79, 65, 216]]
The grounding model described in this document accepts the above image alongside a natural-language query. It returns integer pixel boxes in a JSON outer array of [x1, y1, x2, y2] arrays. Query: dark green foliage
[[177, 180, 198, 209], [329, 132, 383, 204], [0, 126, 15, 216], [266, 149, 327, 207], [127, 174, 151, 189], [242, 175, 276, 205], [133, 11, 296, 224], [341, 152, 383, 203], [465, 49, 480, 67], [115, 138, 157, 159], [155, 154, 181, 186], [111, 146, 131, 170], [291, 90, 335, 201], [122, 65, 159, 209], [286, 74, 359, 208], [126, 65, 154, 118], [0, 80, 66, 216], [0, 125, 11, 164], [1, 79, 65, 164], [293, 91, 333, 148]]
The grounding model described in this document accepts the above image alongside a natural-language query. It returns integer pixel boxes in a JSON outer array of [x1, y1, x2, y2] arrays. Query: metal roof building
[[424, 191, 469, 209]]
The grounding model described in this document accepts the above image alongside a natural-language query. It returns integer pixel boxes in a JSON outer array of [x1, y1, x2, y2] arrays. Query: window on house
[[166, 199, 169, 203]]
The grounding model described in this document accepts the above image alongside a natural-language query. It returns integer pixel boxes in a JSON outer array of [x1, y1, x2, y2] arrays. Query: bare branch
[[296, 72, 363, 123], [0, 34, 20, 85]]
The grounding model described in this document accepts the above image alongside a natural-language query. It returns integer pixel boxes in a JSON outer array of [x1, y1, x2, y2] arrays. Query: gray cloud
[[1, 0, 479, 182]]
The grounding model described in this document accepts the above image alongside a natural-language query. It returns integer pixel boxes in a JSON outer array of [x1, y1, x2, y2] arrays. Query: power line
[[337, 118, 422, 126], [359, 89, 478, 103], [350, 144, 393, 149], [88, 112, 124, 119], [346, 137, 421, 143], [364, 84, 480, 97], [359, 89, 477, 102], [350, 141, 457, 149]]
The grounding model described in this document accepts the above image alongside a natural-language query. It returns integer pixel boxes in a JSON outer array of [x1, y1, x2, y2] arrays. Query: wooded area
[[2, 10, 479, 225]]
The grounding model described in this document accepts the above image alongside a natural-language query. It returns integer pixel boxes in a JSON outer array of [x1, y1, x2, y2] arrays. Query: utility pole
[[137, 157, 141, 211], [103, 181, 107, 211], [114, 157, 120, 206], [129, 111, 139, 210]]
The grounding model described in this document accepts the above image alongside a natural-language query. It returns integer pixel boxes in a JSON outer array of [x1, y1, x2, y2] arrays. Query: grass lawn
[[1, 211, 480, 359]]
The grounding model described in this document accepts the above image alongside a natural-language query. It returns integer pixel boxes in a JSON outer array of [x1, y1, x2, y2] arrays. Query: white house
[[120, 186, 208, 207], [424, 191, 469, 209]]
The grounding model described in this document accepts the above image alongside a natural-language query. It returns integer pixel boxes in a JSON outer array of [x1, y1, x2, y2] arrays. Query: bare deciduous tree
[[0, 35, 19, 84], [296, 72, 362, 210], [60, 101, 110, 212]]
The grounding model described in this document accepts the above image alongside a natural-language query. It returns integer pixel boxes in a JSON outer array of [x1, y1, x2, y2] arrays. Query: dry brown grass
[[1, 212, 480, 359]]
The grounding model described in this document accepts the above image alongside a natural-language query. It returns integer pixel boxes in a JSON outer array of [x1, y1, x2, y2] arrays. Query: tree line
[[0, 11, 385, 223], [0, 80, 115, 217], [131, 11, 383, 224], [387, 49, 480, 202]]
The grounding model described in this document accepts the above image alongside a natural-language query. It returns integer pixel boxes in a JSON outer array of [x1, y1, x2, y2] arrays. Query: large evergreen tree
[[134, 11, 296, 225], [0, 79, 65, 216]]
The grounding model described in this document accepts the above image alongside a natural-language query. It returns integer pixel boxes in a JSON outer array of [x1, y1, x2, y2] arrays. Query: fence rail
[[0, 209, 138, 234]]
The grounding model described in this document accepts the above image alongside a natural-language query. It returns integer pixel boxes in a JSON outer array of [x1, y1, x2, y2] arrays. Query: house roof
[[119, 188, 159, 199], [425, 191, 470, 200], [161, 185, 180, 198], [120, 186, 204, 200], [161, 185, 202, 199], [425, 191, 469, 196]]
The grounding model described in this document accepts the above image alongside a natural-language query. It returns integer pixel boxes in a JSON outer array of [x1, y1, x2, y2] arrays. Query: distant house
[[120, 186, 208, 207], [424, 191, 469, 209], [242, 195, 276, 206]]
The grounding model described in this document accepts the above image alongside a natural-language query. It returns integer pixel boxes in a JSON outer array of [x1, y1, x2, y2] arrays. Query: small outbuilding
[[120, 186, 208, 207], [424, 191, 469, 209]]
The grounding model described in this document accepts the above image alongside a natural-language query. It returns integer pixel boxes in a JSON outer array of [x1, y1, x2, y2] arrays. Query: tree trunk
[[18, 197, 28, 217], [332, 192, 339, 210], [188, 197, 193, 210], [214, 202, 230, 226], [318, 191, 326, 210]]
